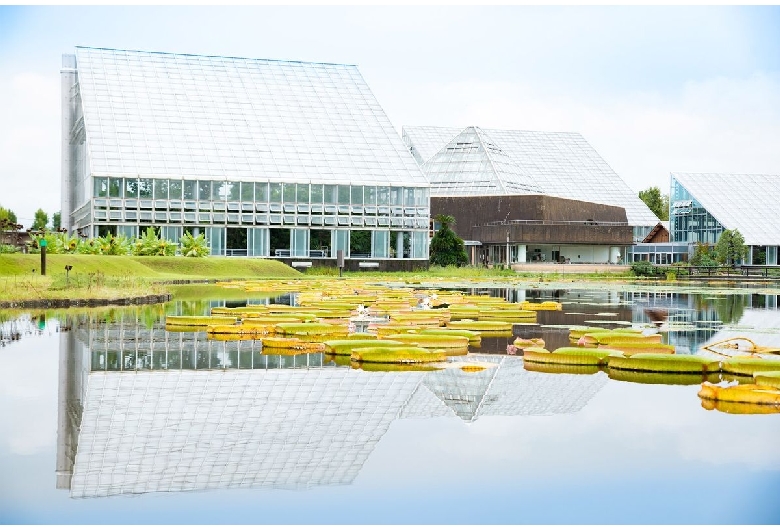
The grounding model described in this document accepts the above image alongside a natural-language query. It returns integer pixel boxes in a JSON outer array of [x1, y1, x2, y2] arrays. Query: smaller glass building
[[670, 173, 780, 265]]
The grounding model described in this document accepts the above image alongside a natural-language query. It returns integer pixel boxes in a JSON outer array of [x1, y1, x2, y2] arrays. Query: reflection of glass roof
[[671, 173, 780, 246], [74, 47, 426, 186], [400, 355, 607, 422], [403, 126, 659, 226], [65, 320, 610, 498], [71, 369, 421, 498]]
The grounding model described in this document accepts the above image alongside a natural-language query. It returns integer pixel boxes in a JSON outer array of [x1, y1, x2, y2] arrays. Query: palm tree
[[434, 213, 455, 230]]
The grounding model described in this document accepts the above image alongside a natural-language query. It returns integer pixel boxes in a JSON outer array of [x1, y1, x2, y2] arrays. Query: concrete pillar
[[60, 54, 77, 234], [518, 244, 527, 263]]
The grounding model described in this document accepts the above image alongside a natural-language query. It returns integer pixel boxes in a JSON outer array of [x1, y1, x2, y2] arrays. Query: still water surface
[[1, 283, 779, 524]]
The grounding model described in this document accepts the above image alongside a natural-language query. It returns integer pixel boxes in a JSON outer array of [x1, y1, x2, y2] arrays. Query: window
[[94, 177, 108, 198], [154, 179, 169, 200], [198, 180, 212, 201], [108, 178, 122, 198], [139, 178, 152, 199], [183, 180, 196, 200]]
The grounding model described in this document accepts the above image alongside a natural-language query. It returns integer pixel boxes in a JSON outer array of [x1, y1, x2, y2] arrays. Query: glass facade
[[62, 47, 430, 259], [669, 177, 724, 245], [669, 173, 780, 266]]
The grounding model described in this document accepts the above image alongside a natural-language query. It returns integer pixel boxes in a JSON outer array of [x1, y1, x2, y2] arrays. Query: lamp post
[[40, 238, 47, 275], [506, 229, 510, 269]]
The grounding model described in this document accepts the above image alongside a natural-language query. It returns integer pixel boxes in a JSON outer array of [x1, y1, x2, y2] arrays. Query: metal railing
[[667, 264, 780, 278], [478, 219, 629, 227]]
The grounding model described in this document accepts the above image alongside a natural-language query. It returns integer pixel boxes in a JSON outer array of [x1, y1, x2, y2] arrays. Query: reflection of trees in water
[[714, 295, 745, 324], [691, 293, 746, 324], [177, 299, 211, 317]]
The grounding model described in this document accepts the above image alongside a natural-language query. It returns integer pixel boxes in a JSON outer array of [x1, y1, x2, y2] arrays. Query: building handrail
[[476, 219, 629, 227]]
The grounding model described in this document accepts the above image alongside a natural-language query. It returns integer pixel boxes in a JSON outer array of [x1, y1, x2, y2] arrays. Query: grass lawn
[[0, 254, 644, 304], [0, 255, 301, 303]]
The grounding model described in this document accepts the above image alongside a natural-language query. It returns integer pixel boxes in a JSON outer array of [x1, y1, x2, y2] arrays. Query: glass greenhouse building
[[670, 172, 780, 265], [61, 47, 431, 262], [402, 125, 660, 242]]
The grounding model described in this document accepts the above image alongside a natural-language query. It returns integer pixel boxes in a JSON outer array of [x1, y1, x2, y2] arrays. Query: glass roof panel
[[75, 47, 427, 187], [421, 126, 542, 196], [671, 172, 780, 246], [403, 125, 659, 227]]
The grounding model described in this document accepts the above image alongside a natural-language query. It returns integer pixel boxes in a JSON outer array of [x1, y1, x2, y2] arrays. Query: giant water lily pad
[[607, 353, 721, 373]]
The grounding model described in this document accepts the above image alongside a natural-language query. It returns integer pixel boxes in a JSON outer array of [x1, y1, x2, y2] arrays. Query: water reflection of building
[[623, 290, 780, 354], [402, 354, 607, 422], [698, 309, 780, 351], [57, 319, 607, 498]]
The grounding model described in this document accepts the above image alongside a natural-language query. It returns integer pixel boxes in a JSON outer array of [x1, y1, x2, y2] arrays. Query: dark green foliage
[[638, 187, 669, 221], [630, 260, 662, 277], [690, 242, 718, 267], [429, 214, 467, 267], [714, 229, 747, 266], [714, 294, 746, 324], [350, 230, 371, 256], [51, 211, 61, 231]]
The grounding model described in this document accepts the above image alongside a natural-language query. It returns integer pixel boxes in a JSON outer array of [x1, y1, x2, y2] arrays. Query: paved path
[[511, 263, 630, 274]]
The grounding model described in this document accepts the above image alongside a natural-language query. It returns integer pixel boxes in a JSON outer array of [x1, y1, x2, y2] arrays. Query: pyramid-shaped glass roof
[[403, 126, 659, 227], [74, 47, 426, 187], [421, 127, 542, 196], [671, 172, 780, 246]]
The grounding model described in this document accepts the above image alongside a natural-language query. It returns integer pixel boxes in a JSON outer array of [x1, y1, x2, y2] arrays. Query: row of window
[[91, 198, 429, 217], [91, 211, 430, 228], [93, 177, 429, 205]]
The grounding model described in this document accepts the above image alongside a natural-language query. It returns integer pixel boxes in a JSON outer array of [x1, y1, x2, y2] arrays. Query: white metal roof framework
[[75, 47, 427, 187], [420, 127, 542, 196], [403, 125, 659, 227], [670, 172, 780, 246]]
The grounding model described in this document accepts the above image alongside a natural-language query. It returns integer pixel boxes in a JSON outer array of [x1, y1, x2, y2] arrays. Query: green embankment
[[0, 255, 301, 279], [0, 255, 301, 304]]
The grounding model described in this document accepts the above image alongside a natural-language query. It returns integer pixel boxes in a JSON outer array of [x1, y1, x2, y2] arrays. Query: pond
[[1, 280, 779, 524]]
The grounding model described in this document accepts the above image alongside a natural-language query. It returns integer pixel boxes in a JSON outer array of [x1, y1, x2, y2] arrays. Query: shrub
[[133, 227, 177, 256], [180, 230, 210, 257], [95, 233, 132, 255], [630, 260, 661, 277]]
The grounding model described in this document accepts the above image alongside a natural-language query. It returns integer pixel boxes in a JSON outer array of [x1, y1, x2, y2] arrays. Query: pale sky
[[1, 4, 779, 227]]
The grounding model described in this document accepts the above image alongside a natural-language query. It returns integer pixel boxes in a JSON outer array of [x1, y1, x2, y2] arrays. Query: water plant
[[607, 353, 721, 373], [350, 346, 447, 363]]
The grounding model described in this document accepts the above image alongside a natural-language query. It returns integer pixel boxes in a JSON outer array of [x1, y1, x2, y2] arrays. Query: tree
[[32, 209, 48, 231], [714, 229, 747, 266], [51, 211, 61, 231], [689, 242, 717, 267], [638, 186, 669, 221], [0, 205, 17, 225], [429, 214, 468, 267]]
